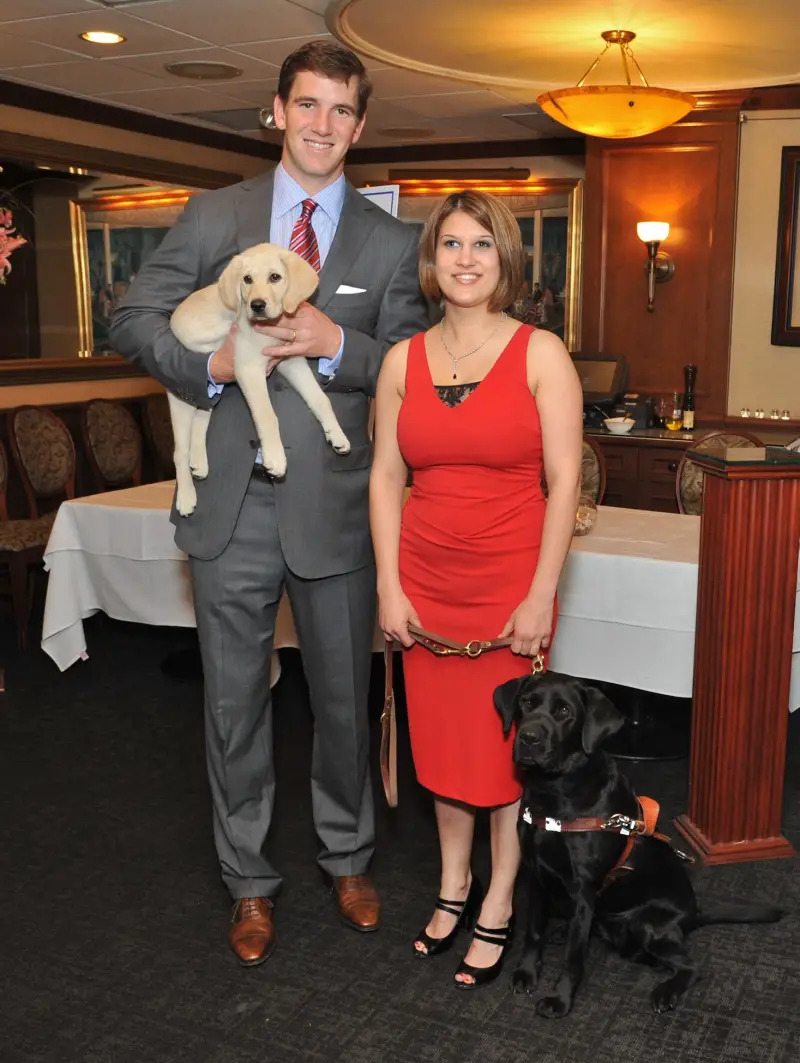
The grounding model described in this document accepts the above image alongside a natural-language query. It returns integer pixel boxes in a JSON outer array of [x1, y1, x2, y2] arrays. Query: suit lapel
[[313, 183, 378, 310], [233, 171, 274, 253]]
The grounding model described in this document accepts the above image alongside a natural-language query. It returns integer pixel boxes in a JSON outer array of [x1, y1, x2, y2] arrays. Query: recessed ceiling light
[[80, 30, 126, 45], [165, 61, 243, 81]]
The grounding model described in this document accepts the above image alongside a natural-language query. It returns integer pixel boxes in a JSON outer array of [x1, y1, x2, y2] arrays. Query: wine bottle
[[682, 365, 697, 430]]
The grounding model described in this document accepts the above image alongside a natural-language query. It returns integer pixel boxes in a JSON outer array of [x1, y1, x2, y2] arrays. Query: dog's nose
[[250, 299, 267, 315], [518, 726, 544, 749]]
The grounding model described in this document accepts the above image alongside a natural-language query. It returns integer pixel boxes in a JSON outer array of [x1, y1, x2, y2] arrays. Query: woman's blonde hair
[[418, 190, 525, 313]]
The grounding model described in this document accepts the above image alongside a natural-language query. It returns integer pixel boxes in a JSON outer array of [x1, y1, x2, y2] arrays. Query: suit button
[[249, 439, 258, 449]]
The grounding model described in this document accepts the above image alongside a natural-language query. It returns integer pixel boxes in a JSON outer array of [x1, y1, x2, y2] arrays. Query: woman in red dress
[[370, 191, 582, 988]]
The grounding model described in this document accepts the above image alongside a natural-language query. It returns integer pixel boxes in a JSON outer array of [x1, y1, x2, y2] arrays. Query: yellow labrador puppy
[[169, 243, 350, 516]]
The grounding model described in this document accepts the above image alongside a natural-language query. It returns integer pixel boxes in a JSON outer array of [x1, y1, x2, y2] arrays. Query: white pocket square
[[335, 284, 367, 294]]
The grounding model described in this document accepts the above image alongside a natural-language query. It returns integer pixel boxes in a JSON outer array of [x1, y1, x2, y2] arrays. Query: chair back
[[676, 429, 762, 514], [143, 393, 175, 480], [8, 406, 76, 517], [581, 437, 607, 504], [0, 439, 8, 521], [82, 399, 142, 490]]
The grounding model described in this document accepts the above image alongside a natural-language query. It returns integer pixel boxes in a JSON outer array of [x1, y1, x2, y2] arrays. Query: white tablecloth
[[41, 482, 800, 709]]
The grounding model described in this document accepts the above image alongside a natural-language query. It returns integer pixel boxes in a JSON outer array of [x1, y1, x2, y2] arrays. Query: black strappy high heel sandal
[[413, 876, 483, 958], [453, 915, 514, 989]]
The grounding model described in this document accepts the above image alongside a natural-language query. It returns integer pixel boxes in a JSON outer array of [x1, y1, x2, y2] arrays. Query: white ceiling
[[1, 1, 798, 151], [0, 0, 575, 147]]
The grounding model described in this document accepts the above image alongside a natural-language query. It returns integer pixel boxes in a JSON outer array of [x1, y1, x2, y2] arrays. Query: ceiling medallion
[[165, 61, 243, 81], [537, 30, 695, 139]]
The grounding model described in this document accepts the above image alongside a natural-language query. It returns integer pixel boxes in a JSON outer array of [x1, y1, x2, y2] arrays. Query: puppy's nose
[[249, 299, 267, 315]]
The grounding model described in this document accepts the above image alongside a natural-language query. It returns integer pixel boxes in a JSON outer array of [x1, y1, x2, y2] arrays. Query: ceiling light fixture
[[165, 61, 243, 81], [537, 30, 695, 139], [80, 31, 126, 45]]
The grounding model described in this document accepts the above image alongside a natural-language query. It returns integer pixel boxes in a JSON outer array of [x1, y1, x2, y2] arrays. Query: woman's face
[[434, 210, 501, 310]]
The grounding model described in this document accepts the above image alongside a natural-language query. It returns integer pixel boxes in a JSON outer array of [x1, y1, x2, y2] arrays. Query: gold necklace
[[438, 312, 507, 380]]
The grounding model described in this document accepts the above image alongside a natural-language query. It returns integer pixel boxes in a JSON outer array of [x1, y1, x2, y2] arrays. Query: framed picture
[[771, 145, 800, 346]]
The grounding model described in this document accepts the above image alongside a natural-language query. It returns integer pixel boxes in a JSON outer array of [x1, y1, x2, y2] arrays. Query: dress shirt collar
[[272, 163, 346, 227]]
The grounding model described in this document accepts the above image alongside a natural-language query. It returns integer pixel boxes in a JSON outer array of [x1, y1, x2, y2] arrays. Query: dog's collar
[[521, 796, 662, 838]]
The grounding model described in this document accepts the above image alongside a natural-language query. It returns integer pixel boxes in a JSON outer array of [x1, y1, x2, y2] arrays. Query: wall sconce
[[637, 221, 675, 312]]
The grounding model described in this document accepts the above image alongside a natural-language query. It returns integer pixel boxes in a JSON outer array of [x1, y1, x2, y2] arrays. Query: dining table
[[40, 480, 800, 711]]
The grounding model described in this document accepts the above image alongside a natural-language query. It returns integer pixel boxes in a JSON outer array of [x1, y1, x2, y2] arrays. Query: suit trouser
[[189, 474, 376, 900]]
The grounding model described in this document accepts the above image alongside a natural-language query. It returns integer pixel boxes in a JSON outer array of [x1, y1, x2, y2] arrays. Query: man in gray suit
[[111, 40, 427, 966]]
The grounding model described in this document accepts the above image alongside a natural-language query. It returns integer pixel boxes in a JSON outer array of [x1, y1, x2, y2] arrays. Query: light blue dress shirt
[[207, 163, 345, 397]]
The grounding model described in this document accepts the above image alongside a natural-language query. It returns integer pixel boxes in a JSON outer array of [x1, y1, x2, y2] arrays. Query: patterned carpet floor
[[1, 612, 798, 1063]]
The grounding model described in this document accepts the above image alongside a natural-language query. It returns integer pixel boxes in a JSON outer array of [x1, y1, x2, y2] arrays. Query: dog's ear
[[493, 676, 527, 737], [217, 255, 243, 312], [581, 687, 625, 754], [282, 251, 319, 313]]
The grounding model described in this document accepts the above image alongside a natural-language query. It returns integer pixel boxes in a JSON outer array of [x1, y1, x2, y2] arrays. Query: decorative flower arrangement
[[0, 207, 27, 284]]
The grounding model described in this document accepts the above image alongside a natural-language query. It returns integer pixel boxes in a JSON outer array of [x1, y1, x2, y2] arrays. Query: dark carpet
[[1, 611, 798, 1063]]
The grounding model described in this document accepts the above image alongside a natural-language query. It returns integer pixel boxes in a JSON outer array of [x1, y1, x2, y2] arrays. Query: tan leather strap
[[407, 624, 545, 672], [380, 642, 398, 808]]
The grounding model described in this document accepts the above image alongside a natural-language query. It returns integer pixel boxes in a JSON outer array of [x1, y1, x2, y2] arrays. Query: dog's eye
[[556, 705, 570, 718], [242, 274, 253, 285], [268, 272, 282, 284]]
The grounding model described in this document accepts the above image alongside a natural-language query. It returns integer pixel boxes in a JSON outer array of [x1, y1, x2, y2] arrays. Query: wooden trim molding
[[0, 130, 244, 191], [348, 137, 585, 165], [0, 78, 279, 162], [0, 358, 147, 387]]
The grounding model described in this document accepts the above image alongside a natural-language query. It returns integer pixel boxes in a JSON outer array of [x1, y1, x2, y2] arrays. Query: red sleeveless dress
[[397, 324, 549, 806]]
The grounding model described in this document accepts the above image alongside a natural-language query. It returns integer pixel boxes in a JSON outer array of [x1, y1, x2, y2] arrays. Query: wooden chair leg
[[8, 555, 31, 651]]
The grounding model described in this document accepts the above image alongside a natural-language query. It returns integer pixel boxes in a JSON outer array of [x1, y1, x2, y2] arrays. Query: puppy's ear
[[217, 255, 243, 312], [581, 687, 625, 754], [282, 251, 319, 313], [493, 677, 527, 737]]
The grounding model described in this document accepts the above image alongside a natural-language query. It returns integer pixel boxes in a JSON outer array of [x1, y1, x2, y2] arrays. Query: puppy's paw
[[511, 968, 537, 995], [535, 994, 572, 1020], [176, 486, 197, 516], [261, 449, 287, 479], [325, 427, 351, 454], [189, 456, 209, 480]]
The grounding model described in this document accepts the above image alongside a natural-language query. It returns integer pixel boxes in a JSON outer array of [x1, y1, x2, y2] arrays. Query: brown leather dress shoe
[[228, 897, 276, 966], [333, 874, 381, 932]]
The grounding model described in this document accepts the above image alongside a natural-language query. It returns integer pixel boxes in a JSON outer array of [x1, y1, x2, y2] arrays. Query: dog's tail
[[695, 904, 783, 928]]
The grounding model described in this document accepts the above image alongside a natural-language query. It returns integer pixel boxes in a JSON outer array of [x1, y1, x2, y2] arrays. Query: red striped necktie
[[288, 198, 321, 272]]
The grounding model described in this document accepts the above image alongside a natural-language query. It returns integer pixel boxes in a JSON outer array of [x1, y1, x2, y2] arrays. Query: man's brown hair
[[418, 191, 525, 313], [277, 40, 372, 118]]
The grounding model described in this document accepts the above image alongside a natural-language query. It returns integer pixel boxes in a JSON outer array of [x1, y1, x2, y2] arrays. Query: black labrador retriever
[[494, 671, 782, 1017]]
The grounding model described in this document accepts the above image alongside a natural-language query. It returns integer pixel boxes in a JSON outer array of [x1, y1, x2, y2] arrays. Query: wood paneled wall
[[581, 118, 740, 420]]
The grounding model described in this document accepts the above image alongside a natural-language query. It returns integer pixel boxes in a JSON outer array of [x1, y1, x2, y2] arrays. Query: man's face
[[273, 70, 365, 193]]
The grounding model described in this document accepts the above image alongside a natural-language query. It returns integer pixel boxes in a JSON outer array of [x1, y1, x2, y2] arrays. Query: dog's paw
[[262, 453, 287, 478], [511, 968, 537, 995], [325, 428, 351, 454], [650, 976, 689, 1014], [176, 486, 197, 516], [189, 456, 209, 480], [535, 994, 572, 1020]]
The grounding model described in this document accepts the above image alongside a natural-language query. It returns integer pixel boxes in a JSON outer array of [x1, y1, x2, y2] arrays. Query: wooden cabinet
[[589, 433, 691, 512]]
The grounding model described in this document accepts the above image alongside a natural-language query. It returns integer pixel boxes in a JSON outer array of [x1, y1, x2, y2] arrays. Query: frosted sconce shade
[[637, 221, 670, 244]]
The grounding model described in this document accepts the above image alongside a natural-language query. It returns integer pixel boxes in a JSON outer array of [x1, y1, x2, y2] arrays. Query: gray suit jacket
[[110, 170, 428, 575]]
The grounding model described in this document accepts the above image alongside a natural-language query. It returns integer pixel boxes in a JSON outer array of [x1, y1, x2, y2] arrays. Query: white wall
[[729, 111, 800, 417]]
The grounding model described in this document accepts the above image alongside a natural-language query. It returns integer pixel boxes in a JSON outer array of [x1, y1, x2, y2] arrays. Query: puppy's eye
[[269, 272, 283, 284], [556, 705, 570, 718], [242, 274, 253, 285]]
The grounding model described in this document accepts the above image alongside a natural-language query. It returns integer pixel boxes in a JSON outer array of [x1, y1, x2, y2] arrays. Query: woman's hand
[[379, 588, 421, 648], [499, 591, 554, 657]]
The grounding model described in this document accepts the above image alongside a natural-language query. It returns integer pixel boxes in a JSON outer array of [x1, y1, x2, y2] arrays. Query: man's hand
[[208, 324, 237, 383], [254, 301, 341, 361]]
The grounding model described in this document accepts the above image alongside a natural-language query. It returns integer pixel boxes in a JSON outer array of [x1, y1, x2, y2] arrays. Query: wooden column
[[675, 449, 800, 863]]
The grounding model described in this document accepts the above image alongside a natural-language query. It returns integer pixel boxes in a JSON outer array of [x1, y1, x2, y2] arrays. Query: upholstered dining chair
[[0, 439, 60, 649], [8, 405, 76, 519], [675, 429, 763, 514], [581, 436, 607, 504], [142, 393, 175, 481], [82, 399, 142, 492]]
